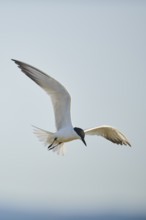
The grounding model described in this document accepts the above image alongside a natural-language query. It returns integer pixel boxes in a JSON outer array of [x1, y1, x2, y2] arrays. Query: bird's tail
[[32, 126, 65, 155], [33, 125, 54, 146]]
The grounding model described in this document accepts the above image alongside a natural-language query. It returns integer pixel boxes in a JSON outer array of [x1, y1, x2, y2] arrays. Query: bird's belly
[[58, 134, 78, 143], [55, 128, 78, 143]]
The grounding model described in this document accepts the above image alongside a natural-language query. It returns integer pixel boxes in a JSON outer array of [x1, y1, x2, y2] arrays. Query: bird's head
[[74, 127, 87, 146]]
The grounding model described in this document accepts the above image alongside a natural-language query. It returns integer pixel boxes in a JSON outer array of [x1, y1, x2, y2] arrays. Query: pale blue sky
[[0, 0, 146, 215]]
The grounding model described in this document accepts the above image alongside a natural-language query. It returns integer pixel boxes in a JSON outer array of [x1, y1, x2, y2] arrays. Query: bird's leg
[[53, 142, 62, 147], [48, 142, 62, 151], [48, 138, 57, 149]]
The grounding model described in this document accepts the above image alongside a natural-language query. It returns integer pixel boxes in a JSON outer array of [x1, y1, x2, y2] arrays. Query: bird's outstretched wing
[[12, 59, 72, 130], [84, 125, 131, 146]]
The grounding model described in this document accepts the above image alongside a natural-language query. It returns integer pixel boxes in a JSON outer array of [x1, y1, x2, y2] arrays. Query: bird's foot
[[48, 141, 62, 151], [48, 138, 57, 150]]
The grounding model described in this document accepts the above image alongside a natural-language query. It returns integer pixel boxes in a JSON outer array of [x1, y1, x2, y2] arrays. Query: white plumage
[[12, 59, 131, 155]]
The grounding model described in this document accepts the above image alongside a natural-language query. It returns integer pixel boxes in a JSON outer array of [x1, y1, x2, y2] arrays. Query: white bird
[[12, 59, 131, 155]]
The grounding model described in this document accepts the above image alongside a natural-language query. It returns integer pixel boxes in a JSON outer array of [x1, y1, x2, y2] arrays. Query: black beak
[[82, 138, 87, 146]]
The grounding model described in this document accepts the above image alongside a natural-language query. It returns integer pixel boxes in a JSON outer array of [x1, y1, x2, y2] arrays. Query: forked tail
[[32, 126, 65, 155]]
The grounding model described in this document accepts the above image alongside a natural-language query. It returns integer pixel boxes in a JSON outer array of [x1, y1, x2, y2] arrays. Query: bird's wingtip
[[11, 59, 22, 66], [124, 140, 131, 147], [11, 59, 18, 63], [128, 142, 132, 147]]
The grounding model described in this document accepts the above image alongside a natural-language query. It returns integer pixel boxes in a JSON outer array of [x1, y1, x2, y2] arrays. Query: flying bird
[[12, 59, 131, 155]]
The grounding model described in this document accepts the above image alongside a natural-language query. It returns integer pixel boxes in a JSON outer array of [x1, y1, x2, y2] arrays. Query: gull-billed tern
[[12, 59, 131, 155]]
